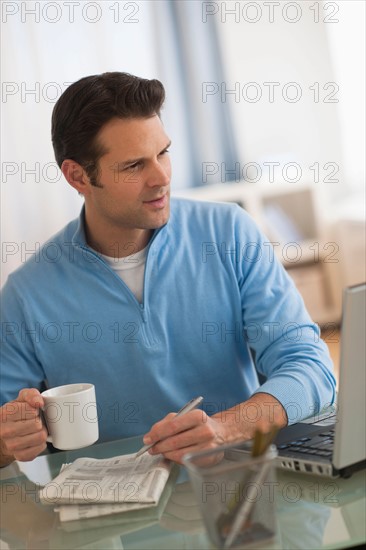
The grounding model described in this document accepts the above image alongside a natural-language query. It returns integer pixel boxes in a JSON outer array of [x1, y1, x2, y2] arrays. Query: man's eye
[[125, 162, 140, 171], [160, 149, 170, 155]]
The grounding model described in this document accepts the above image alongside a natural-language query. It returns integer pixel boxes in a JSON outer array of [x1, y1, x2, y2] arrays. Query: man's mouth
[[143, 194, 168, 208]]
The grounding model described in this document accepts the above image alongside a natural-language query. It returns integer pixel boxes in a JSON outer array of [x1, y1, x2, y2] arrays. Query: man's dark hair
[[51, 72, 165, 185]]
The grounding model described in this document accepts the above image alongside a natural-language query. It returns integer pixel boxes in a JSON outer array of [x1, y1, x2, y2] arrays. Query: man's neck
[[84, 214, 153, 259]]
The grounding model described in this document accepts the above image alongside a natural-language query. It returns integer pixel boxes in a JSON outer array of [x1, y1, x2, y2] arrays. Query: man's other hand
[[0, 389, 48, 466]]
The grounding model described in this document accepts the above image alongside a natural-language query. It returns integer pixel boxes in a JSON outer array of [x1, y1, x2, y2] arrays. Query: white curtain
[[1, 1, 237, 285], [153, 0, 238, 187]]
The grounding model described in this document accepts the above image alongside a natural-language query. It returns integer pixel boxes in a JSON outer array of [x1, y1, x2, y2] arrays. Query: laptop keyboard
[[277, 428, 335, 458]]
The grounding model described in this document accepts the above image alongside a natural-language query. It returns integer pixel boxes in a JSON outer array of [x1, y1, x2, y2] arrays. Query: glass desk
[[0, 436, 365, 549]]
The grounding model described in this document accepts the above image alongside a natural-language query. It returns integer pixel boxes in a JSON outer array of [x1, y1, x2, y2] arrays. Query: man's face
[[85, 115, 171, 235]]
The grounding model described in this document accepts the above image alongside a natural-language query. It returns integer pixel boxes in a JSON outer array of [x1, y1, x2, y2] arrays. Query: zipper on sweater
[[79, 245, 145, 315], [140, 303, 147, 323], [77, 229, 163, 345]]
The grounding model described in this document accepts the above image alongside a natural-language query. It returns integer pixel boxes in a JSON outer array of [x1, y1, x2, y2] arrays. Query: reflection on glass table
[[0, 436, 365, 550]]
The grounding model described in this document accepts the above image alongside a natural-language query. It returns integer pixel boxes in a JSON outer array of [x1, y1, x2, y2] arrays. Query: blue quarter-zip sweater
[[0, 198, 336, 441]]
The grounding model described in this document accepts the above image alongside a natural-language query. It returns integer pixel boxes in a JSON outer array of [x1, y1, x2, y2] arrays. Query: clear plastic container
[[183, 442, 278, 549]]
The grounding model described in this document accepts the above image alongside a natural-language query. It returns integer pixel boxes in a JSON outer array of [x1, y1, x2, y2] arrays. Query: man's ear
[[61, 160, 90, 196]]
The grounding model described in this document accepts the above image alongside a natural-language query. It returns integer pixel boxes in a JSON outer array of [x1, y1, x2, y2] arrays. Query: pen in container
[[135, 396, 204, 459]]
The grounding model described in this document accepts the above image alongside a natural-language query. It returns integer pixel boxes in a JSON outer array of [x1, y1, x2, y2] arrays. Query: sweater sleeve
[[234, 207, 336, 423], [0, 276, 46, 405]]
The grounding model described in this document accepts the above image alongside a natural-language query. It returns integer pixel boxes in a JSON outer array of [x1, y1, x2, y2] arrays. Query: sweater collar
[[70, 205, 169, 251], [71, 206, 88, 247]]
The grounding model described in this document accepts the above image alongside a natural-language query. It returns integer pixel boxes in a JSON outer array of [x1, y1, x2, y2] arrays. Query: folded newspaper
[[39, 452, 173, 522]]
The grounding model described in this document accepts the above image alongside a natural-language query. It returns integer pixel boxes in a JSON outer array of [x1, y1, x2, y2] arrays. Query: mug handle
[[39, 408, 53, 444]]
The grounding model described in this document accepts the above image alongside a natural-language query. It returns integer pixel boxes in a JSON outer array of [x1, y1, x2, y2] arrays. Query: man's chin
[[137, 208, 170, 232], [151, 209, 170, 229]]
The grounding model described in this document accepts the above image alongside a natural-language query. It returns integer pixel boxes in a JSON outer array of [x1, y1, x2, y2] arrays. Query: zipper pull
[[140, 304, 147, 323]]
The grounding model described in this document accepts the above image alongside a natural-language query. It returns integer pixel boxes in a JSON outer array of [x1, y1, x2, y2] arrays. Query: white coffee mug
[[41, 383, 99, 450]]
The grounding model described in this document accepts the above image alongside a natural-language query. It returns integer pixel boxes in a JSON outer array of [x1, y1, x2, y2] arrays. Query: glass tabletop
[[0, 436, 365, 550]]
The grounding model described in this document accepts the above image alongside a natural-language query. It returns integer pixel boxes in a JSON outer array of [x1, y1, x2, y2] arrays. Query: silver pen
[[223, 460, 272, 549], [135, 396, 204, 459]]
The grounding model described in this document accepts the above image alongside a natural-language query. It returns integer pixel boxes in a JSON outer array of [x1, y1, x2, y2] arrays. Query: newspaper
[[39, 452, 172, 521], [56, 497, 159, 522]]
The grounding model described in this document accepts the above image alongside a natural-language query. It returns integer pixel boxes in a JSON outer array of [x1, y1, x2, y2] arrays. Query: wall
[[211, 0, 346, 202]]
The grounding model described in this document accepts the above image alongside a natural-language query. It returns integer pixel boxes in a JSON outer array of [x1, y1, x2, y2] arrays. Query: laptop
[[274, 282, 366, 478]]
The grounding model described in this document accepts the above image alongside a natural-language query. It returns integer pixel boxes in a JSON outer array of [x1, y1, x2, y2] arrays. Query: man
[[0, 72, 336, 466]]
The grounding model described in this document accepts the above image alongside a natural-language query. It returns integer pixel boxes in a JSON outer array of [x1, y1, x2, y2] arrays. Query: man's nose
[[146, 159, 171, 187]]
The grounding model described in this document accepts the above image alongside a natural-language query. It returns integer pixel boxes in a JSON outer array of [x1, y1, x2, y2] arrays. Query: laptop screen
[[333, 283, 366, 469]]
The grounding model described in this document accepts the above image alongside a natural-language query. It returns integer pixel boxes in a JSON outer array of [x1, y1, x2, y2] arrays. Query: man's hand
[[143, 393, 288, 464], [0, 389, 48, 466]]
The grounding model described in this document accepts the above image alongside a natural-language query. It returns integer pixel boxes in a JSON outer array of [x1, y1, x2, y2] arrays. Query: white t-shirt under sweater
[[99, 246, 147, 303]]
